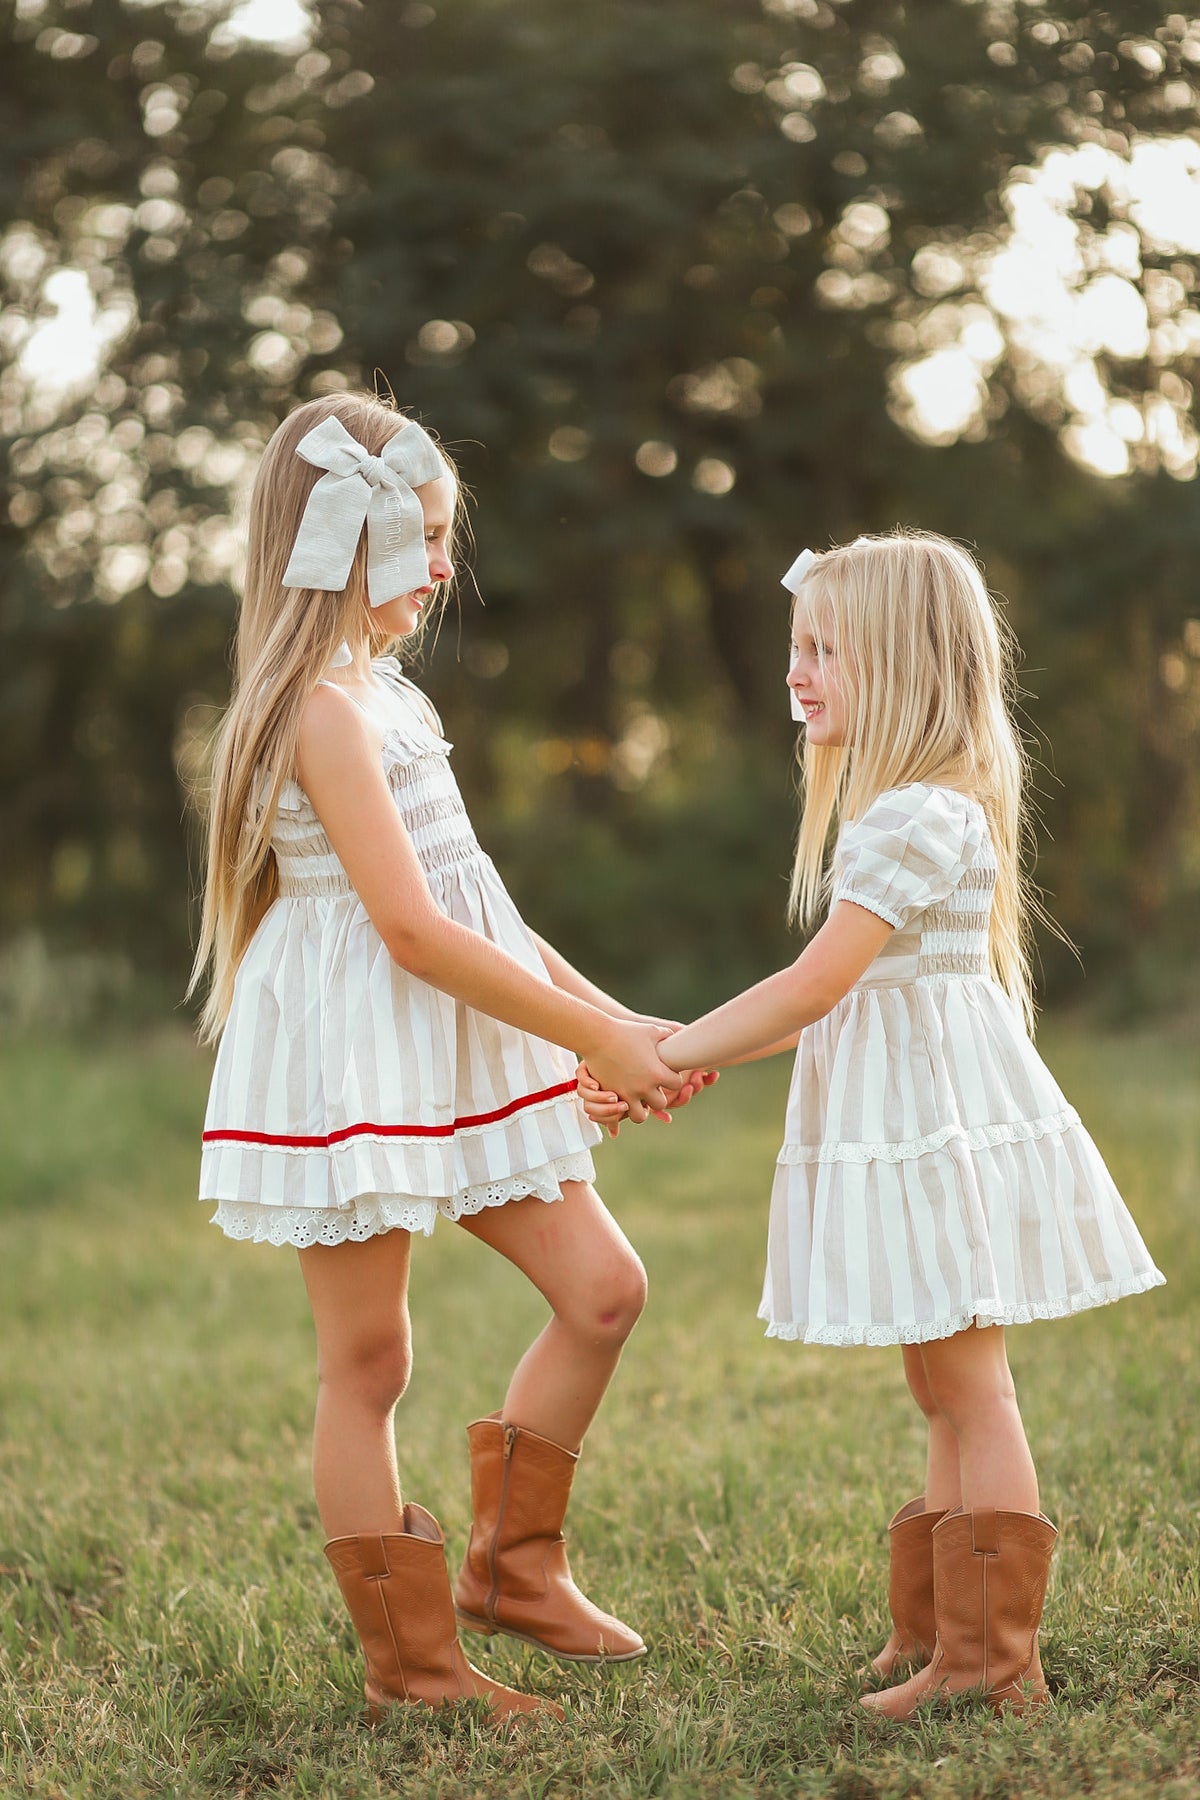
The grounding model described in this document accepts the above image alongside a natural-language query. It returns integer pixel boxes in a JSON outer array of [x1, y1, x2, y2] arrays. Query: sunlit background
[[2, 0, 1199, 1027]]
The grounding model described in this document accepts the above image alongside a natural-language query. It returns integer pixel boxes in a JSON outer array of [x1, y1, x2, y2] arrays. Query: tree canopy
[[2, 0, 1198, 1018]]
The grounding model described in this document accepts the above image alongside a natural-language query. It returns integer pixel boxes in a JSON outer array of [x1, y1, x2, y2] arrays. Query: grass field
[[0, 1023, 1196, 1800]]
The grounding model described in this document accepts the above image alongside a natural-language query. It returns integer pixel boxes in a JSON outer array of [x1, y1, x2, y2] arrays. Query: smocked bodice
[[830, 783, 995, 989], [267, 664, 484, 900], [849, 842, 996, 989], [273, 749, 483, 898]]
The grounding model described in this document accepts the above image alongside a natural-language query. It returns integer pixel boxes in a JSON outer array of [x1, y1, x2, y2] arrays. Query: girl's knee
[[902, 1346, 939, 1419], [565, 1249, 647, 1344], [923, 1359, 1017, 1432], [609, 1250, 649, 1334], [319, 1318, 413, 1412]]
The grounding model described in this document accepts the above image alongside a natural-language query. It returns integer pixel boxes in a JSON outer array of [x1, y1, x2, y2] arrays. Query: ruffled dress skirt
[[759, 974, 1165, 1346], [199, 675, 600, 1248]]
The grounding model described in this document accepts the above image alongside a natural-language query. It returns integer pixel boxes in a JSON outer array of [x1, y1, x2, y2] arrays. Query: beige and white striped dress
[[199, 660, 600, 1246], [760, 783, 1164, 1346]]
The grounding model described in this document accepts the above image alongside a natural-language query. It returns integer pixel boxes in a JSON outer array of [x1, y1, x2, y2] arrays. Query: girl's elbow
[[796, 975, 847, 1025], [384, 910, 444, 976]]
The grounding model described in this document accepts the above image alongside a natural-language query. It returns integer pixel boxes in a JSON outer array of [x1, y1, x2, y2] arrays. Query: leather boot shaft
[[454, 1416, 646, 1663], [929, 1506, 1057, 1710], [886, 1495, 945, 1663], [325, 1502, 558, 1720], [870, 1494, 946, 1676], [862, 1505, 1056, 1720]]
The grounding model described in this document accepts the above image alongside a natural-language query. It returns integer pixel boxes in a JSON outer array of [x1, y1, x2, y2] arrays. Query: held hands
[[576, 1020, 718, 1137], [576, 1063, 718, 1136], [578, 1017, 681, 1125]]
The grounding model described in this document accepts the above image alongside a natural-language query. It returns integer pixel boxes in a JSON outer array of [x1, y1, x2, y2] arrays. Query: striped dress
[[199, 660, 599, 1247], [760, 782, 1164, 1346]]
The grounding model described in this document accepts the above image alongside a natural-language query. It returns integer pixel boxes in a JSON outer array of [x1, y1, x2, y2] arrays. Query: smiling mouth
[[801, 701, 825, 718]]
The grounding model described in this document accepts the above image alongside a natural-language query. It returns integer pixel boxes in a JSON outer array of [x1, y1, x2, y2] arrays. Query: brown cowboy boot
[[862, 1505, 1057, 1720], [324, 1501, 562, 1722], [453, 1417, 646, 1663], [869, 1496, 947, 1677]]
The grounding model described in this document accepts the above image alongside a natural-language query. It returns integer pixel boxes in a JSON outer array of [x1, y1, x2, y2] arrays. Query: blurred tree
[[0, 0, 344, 978], [1, 0, 1198, 1015], [304, 0, 1200, 1005]]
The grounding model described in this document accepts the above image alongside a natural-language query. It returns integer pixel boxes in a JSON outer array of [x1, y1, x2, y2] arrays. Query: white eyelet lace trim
[[758, 1270, 1166, 1346], [776, 1105, 1081, 1167], [209, 1150, 596, 1248]]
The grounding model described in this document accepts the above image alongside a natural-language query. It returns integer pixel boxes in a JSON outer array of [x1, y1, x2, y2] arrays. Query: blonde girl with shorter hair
[[581, 529, 1163, 1720], [190, 390, 711, 1725]]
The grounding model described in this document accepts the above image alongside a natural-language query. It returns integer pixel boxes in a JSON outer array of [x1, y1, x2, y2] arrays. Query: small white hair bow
[[282, 414, 449, 605], [780, 547, 817, 594], [782, 549, 817, 721]]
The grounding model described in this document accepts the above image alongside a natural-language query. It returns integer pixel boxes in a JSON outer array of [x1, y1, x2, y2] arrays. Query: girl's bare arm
[[528, 933, 638, 1018], [658, 903, 894, 1073], [295, 686, 677, 1112], [532, 936, 716, 1116]]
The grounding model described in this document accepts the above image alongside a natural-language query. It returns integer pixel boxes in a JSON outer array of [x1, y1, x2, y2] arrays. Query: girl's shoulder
[[838, 782, 988, 869], [865, 781, 986, 825], [273, 662, 449, 816], [833, 783, 990, 923]]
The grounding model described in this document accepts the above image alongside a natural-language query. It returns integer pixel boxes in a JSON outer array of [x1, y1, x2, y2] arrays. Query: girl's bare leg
[[917, 1324, 1039, 1514], [901, 1343, 962, 1511], [870, 1347, 962, 1676], [457, 1180, 647, 1450], [298, 1230, 413, 1537], [863, 1327, 1046, 1715]]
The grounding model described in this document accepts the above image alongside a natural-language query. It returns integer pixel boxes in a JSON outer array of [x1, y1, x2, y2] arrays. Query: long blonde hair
[[789, 530, 1041, 1030], [187, 391, 457, 1043]]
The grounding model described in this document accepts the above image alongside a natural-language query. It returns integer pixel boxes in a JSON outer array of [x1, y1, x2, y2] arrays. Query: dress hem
[[757, 1269, 1166, 1346], [205, 1149, 596, 1248]]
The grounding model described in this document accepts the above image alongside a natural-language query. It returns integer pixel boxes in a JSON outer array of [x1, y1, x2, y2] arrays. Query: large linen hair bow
[[282, 414, 449, 605]]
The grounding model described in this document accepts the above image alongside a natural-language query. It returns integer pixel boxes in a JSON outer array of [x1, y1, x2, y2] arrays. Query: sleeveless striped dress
[[199, 659, 599, 1246], [760, 783, 1164, 1345]]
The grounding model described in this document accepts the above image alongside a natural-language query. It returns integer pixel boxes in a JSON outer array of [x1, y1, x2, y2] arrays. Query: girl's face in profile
[[788, 603, 849, 746], [365, 474, 456, 643]]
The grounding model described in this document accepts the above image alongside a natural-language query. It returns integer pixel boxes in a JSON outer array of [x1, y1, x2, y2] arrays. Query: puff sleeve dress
[[759, 783, 1164, 1345], [199, 660, 601, 1247]]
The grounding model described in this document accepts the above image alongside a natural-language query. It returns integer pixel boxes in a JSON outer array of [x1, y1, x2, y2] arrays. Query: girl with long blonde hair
[[190, 390, 710, 1723], [582, 529, 1163, 1719]]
